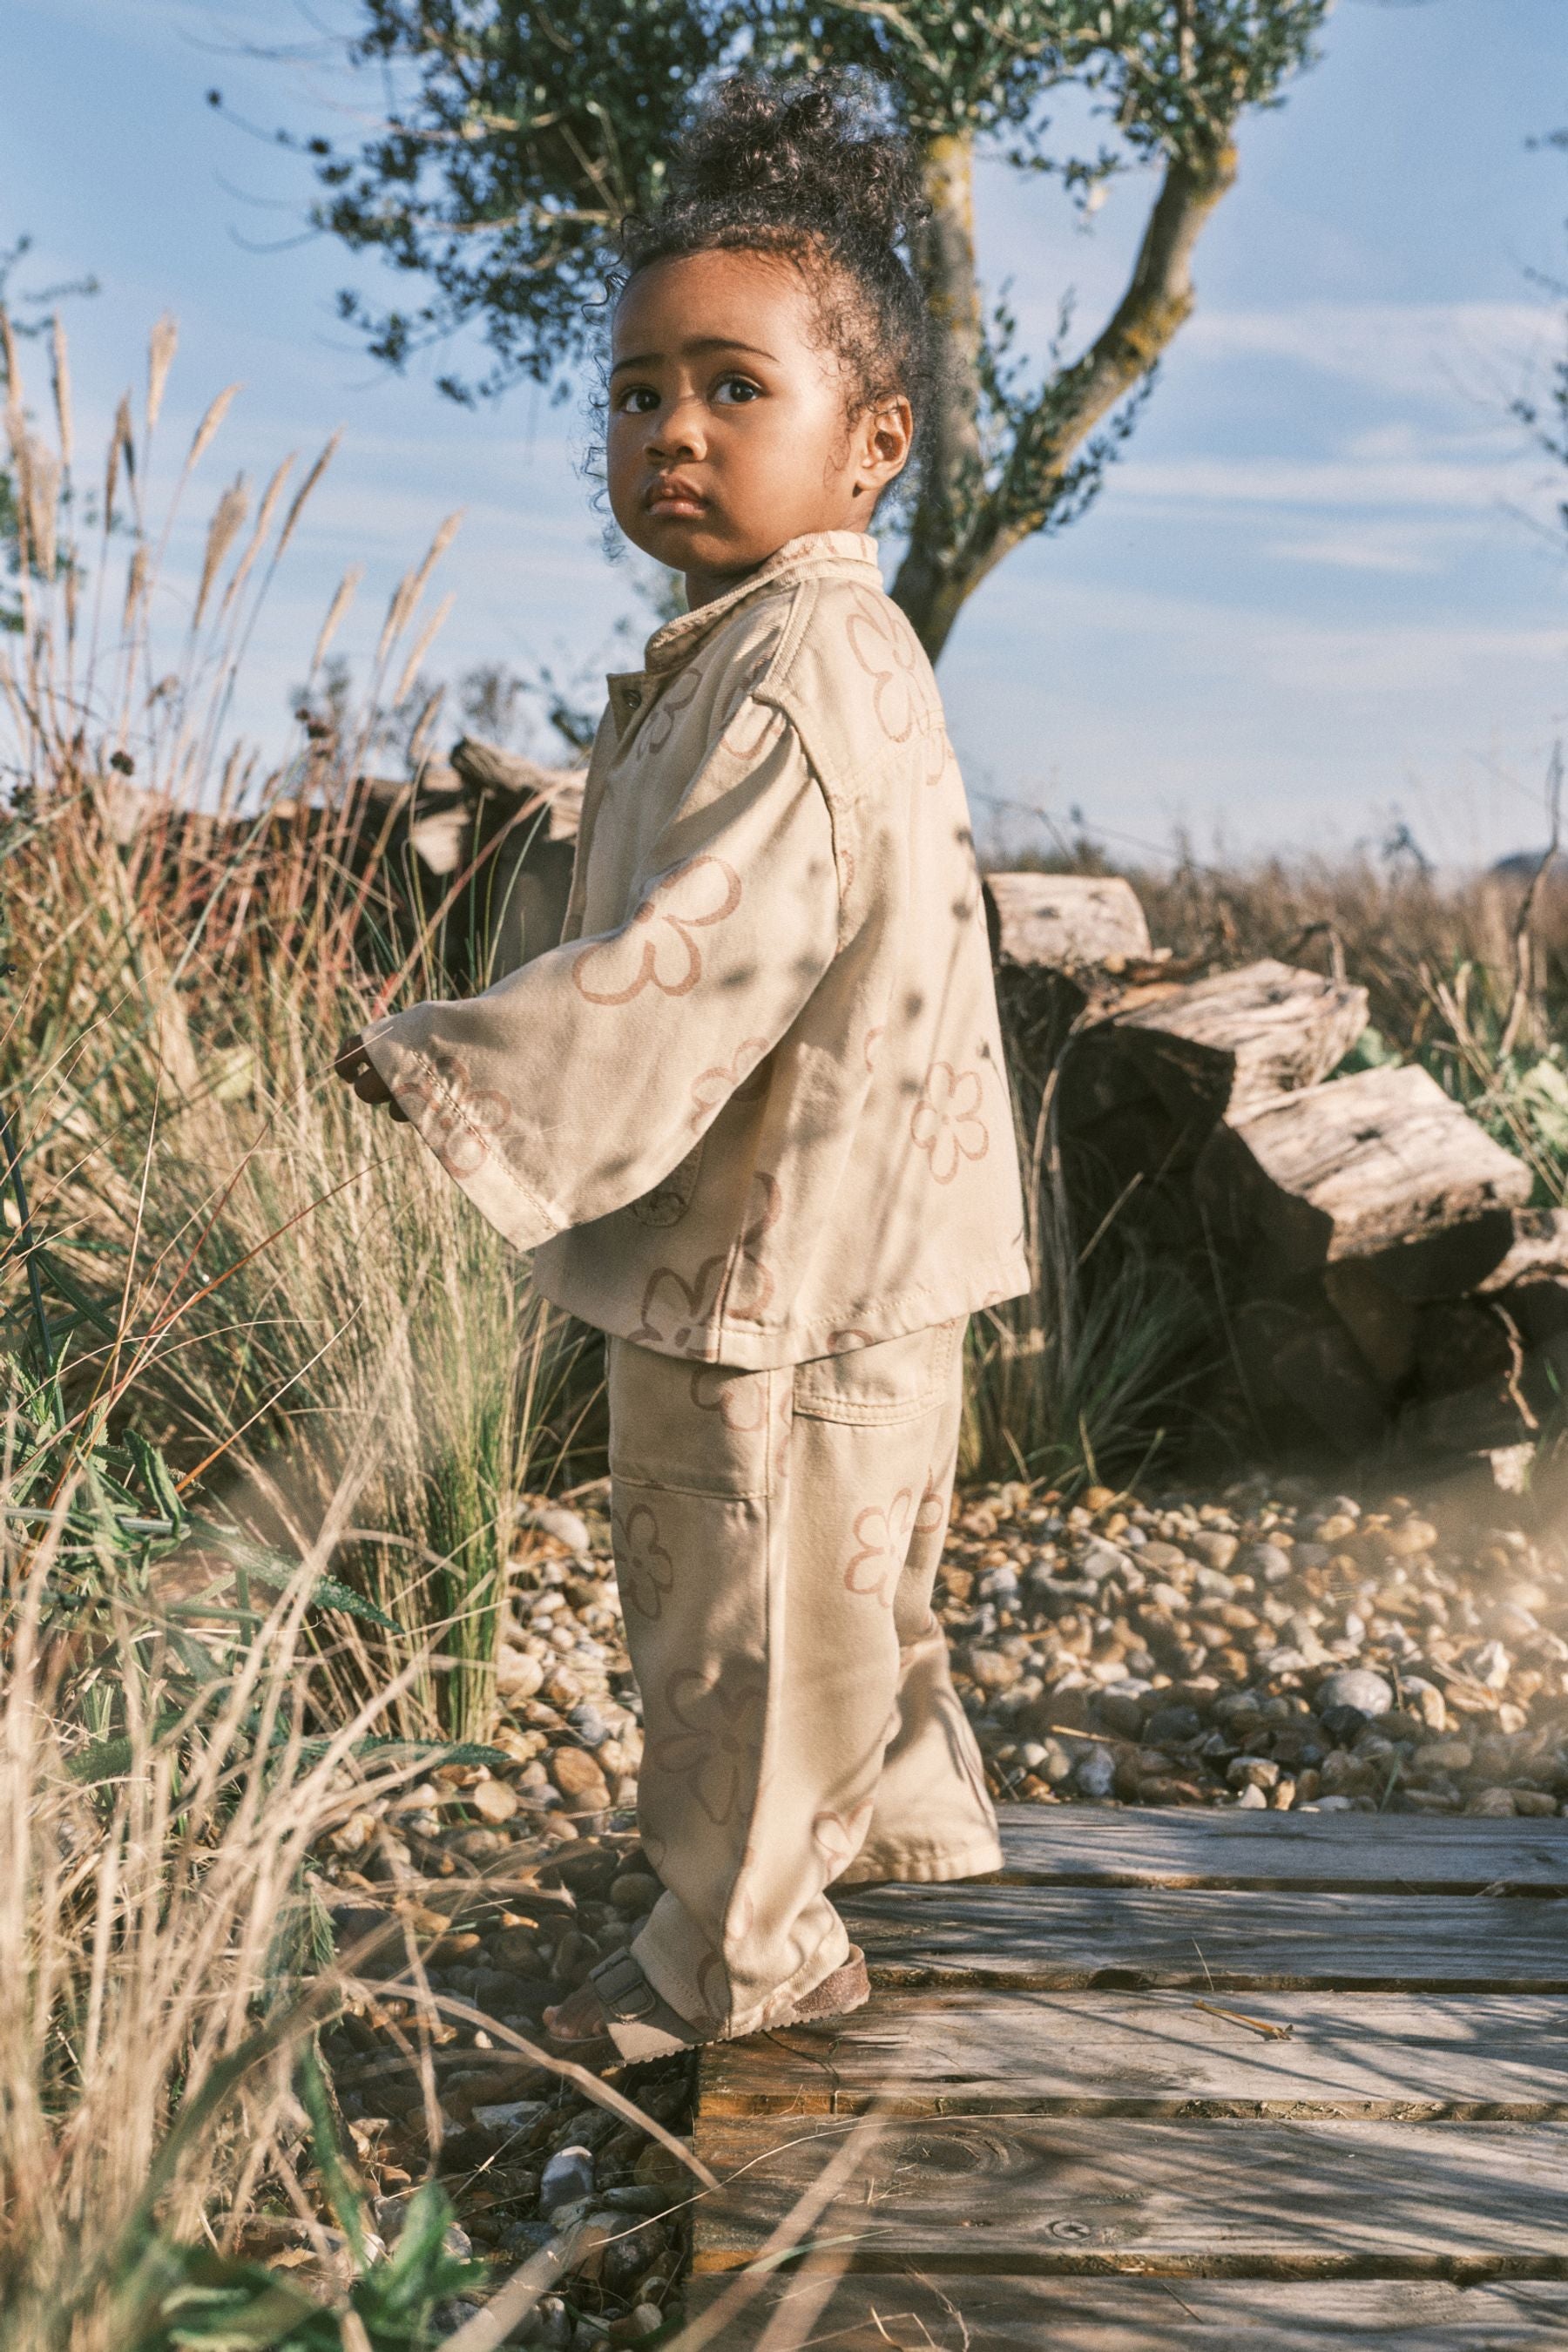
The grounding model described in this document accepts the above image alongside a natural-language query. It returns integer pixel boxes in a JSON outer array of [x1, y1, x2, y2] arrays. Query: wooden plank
[[842, 1885, 1568, 1991], [984, 1806, 1568, 1894], [691, 2114, 1568, 2276], [681, 2273, 1568, 2349], [700, 1989, 1568, 2119]]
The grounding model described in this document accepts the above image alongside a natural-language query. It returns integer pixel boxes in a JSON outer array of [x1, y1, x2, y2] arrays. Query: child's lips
[[646, 478, 707, 517]]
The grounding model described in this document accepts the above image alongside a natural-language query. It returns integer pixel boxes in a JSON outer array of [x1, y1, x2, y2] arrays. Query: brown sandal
[[544, 1946, 870, 2064]]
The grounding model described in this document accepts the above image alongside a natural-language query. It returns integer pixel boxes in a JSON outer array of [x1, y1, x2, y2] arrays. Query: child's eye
[[615, 386, 659, 415], [713, 375, 762, 405]]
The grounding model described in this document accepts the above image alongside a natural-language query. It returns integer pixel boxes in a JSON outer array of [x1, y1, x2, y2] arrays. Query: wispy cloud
[[1185, 300, 1559, 402]]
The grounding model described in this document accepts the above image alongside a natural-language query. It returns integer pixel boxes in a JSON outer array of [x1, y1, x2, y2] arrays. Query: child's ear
[[856, 396, 914, 497]]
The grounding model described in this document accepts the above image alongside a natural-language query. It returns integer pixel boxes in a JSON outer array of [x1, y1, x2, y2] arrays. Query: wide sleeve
[[357, 706, 839, 1252]]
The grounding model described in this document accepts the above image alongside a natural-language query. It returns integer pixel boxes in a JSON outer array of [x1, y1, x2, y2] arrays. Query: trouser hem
[[630, 1912, 852, 2043], [835, 1834, 1004, 1888]]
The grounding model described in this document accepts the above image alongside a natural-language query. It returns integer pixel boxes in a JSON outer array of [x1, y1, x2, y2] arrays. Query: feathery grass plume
[[220, 450, 294, 621], [0, 303, 20, 399], [275, 429, 341, 559], [192, 472, 249, 632], [406, 682, 445, 772], [375, 511, 463, 671], [121, 540, 150, 632], [49, 312, 73, 471], [310, 564, 362, 677], [185, 379, 242, 479], [392, 590, 455, 710], [145, 310, 178, 435], [23, 435, 61, 585], [0, 1476, 446, 2349], [105, 390, 134, 527]]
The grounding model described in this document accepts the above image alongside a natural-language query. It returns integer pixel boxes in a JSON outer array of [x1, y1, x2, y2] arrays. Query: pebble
[[541, 2146, 597, 2213], [1470, 1640, 1512, 1690], [470, 1777, 519, 1825], [551, 1748, 612, 1812], [520, 1502, 593, 1553], [1315, 1667, 1395, 1719], [496, 1646, 545, 1702], [609, 2306, 665, 2345]]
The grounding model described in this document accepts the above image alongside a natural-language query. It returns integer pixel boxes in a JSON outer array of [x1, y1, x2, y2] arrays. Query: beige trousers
[[606, 1317, 1001, 2038]]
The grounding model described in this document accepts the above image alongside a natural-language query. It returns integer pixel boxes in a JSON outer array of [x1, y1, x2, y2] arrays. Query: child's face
[[607, 248, 912, 606]]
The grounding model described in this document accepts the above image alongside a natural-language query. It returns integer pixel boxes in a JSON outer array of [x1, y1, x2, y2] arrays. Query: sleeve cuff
[[359, 1016, 562, 1254]]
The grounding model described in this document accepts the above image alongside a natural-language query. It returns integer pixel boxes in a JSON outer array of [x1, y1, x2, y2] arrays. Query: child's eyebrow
[[610, 336, 778, 375]]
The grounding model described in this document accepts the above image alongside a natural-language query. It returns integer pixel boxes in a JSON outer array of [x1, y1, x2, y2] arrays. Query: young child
[[335, 78, 1028, 2062]]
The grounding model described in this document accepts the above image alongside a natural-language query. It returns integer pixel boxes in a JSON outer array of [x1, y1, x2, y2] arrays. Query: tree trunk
[[895, 131, 985, 660], [894, 144, 1238, 663]]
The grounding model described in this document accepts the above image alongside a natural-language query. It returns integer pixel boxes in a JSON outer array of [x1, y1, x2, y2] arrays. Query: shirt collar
[[640, 531, 883, 676]]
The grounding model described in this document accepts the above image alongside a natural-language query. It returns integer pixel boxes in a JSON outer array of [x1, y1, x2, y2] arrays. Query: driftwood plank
[[700, 1989, 1568, 2119], [681, 2273, 1568, 2348], [983, 1804, 1568, 1894], [1200, 1064, 1532, 1274], [692, 2114, 1568, 2275], [842, 1884, 1568, 1991]]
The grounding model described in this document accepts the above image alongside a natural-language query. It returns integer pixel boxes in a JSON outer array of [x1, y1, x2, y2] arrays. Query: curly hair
[[618, 75, 936, 461]]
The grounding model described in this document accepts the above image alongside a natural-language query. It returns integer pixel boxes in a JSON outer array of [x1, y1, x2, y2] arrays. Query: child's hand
[[334, 1032, 409, 1121]]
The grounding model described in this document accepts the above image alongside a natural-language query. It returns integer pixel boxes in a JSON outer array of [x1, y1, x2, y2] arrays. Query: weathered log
[[1396, 1277, 1568, 1454], [1321, 1260, 1416, 1388], [450, 736, 584, 841], [1200, 1064, 1533, 1279], [1231, 1295, 1390, 1453], [983, 872, 1152, 968], [1475, 1207, 1568, 1294], [1078, 958, 1369, 1130], [1412, 1297, 1525, 1399]]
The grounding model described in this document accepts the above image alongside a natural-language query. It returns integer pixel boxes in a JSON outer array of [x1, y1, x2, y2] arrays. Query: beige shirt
[[361, 530, 1028, 1367]]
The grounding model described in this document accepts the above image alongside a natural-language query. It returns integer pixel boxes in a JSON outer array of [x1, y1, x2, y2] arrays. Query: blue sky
[[6, 0, 1568, 867]]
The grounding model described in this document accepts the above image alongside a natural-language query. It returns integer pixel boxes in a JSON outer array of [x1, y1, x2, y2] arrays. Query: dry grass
[[0, 317, 610, 2339]]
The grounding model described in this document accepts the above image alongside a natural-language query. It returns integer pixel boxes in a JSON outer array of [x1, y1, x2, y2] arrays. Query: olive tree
[[262, 1, 1329, 658]]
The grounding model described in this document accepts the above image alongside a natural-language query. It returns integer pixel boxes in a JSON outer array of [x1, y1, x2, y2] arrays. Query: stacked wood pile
[[985, 871, 1565, 1468], [82, 735, 584, 991]]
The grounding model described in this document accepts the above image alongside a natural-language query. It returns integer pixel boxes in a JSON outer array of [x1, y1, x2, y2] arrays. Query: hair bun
[[667, 78, 925, 254]]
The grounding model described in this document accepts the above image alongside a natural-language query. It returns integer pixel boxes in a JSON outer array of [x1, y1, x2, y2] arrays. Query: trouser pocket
[[791, 1317, 964, 1426], [606, 1336, 787, 1499]]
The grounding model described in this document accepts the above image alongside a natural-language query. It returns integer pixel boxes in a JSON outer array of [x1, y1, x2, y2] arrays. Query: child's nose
[[649, 395, 708, 461]]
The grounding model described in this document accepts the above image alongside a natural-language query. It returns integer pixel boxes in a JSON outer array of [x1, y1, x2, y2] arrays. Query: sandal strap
[[589, 1950, 659, 2024]]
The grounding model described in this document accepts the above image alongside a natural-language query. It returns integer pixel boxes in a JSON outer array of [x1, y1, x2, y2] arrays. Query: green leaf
[[125, 1427, 189, 1533]]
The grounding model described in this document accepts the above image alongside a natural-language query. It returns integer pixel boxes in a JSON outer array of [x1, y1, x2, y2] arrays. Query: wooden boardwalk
[[686, 1806, 1568, 2348]]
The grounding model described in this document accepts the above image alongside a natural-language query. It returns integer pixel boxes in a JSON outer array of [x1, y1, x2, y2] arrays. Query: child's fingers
[[333, 1032, 396, 1107]]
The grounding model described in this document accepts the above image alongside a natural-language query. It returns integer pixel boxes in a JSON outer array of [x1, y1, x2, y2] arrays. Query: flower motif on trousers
[[613, 1500, 674, 1622], [844, 1490, 919, 1607], [650, 1667, 767, 1828]]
